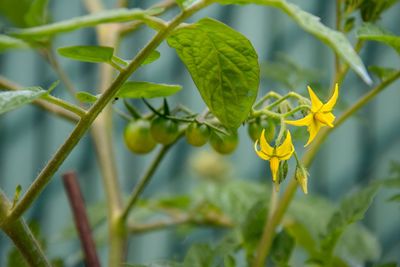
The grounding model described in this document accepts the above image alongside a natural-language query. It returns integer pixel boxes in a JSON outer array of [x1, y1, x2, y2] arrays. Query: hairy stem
[[0, 191, 50, 267]]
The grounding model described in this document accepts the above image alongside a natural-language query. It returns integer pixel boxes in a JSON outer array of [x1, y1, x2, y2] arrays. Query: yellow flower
[[286, 83, 339, 146], [254, 130, 294, 182]]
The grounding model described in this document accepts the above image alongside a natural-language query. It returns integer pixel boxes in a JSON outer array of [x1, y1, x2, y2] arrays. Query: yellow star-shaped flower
[[254, 130, 294, 182], [286, 84, 339, 146]]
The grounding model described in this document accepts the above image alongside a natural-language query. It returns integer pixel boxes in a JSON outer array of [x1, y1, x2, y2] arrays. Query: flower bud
[[295, 165, 309, 194], [278, 160, 289, 184]]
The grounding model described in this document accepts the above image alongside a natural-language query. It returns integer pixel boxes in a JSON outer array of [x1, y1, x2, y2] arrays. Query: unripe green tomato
[[247, 118, 275, 143], [209, 131, 239, 155], [150, 117, 179, 145], [124, 119, 157, 154], [185, 122, 210, 147]]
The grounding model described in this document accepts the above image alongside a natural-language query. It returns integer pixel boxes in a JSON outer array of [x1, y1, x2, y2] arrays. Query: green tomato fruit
[[185, 122, 210, 147], [124, 119, 157, 154], [210, 131, 239, 154], [247, 118, 275, 143], [150, 117, 179, 145]]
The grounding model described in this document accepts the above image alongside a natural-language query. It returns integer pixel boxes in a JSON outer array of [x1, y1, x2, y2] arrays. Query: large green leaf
[[0, 35, 29, 52], [270, 230, 295, 267], [117, 81, 182, 98], [24, 0, 49, 27], [0, 0, 32, 27], [357, 23, 400, 54], [319, 184, 379, 263], [58, 46, 114, 63], [167, 18, 260, 129], [214, 0, 372, 84], [9, 8, 158, 39], [0, 88, 47, 115], [183, 244, 214, 267], [288, 193, 380, 264]]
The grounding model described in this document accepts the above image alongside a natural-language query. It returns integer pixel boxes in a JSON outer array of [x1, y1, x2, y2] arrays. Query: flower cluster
[[254, 84, 339, 193]]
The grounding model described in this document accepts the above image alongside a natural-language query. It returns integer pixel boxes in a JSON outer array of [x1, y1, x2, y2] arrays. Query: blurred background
[[0, 0, 399, 266]]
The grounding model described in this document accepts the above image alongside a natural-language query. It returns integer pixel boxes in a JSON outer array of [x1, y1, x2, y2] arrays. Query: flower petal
[[308, 86, 323, 112], [269, 157, 279, 182], [259, 129, 274, 156], [276, 131, 294, 160], [304, 119, 322, 147], [321, 83, 339, 112], [254, 140, 270, 160], [315, 112, 335, 127], [285, 113, 313, 127]]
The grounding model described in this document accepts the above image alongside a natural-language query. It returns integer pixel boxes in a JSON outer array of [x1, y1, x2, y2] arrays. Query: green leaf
[[368, 66, 398, 81], [143, 50, 161, 65], [271, 230, 295, 266], [387, 193, 400, 202], [24, 0, 49, 27], [357, 23, 400, 54], [9, 8, 156, 39], [58, 46, 114, 63], [214, 0, 372, 84], [373, 263, 397, 267], [320, 184, 379, 262], [285, 222, 317, 257], [288, 194, 380, 264], [117, 81, 182, 98], [75, 91, 98, 103], [0, 35, 29, 52], [0, 0, 32, 27], [0, 88, 47, 115], [168, 18, 260, 129], [175, 0, 200, 9], [241, 201, 267, 254], [183, 244, 214, 267]]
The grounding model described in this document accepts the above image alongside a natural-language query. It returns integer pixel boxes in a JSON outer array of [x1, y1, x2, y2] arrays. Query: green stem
[[252, 70, 400, 267], [7, 0, 210, 222], [108, 59, 124, 72], [0, 191, 51, 267], [283, 105, 310, 118], [43, 47, 78, 99], [121, 145, 172, 222], [42, 95, 86, 117], [254, 91, 283, 109], [266, 92, 308, 110]]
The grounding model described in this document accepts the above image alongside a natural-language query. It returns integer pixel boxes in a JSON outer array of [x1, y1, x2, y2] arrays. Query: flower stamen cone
[[286, 83, 339, 146], [254, 130, 294, 181]]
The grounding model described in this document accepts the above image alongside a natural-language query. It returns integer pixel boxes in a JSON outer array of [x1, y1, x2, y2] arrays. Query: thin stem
[[118, 0, 176, 37], [7, 1, 210, 222], [334, 0, 343, 76], [0, 76, 79, 122], [121, 145, 172, 221], [42, 47, 78, 99], [128, 213, 232, 234], [42, 94, 86, 117], [252, 70, 400, 267], [254, 91, 283, 109], [62, 172, 101, 267], [108, 60, 124, 72], [283, 105, 310, 118], [265, 92, 308, 110]]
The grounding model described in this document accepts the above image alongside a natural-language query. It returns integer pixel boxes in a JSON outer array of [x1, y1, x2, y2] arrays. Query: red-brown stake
[[62, 171, 101, 267]]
